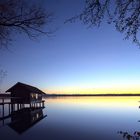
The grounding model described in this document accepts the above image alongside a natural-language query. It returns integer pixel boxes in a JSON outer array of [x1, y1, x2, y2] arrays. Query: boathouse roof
[[6, 82, 45, 94]]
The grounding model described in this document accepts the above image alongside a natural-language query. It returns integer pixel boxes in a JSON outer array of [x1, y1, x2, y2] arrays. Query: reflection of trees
[[118, 131, 140, 140]]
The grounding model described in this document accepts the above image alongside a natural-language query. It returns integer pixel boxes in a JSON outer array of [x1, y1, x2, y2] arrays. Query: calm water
[[1, 96, 140, 140]]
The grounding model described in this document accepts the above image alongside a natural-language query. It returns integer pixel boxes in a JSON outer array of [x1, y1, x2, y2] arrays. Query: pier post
[[2, 99, 4, 117], [8, 104, 11, 115], [2, 105, 4, 118], [11, 104, 13, 112], [17, 104, 19, 110]]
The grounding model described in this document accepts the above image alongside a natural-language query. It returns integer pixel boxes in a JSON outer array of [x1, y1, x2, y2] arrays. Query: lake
[[0, 96, 140, 140]]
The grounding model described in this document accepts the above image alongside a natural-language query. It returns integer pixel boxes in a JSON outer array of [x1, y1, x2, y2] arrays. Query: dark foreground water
[[1, 96, 140, 140]]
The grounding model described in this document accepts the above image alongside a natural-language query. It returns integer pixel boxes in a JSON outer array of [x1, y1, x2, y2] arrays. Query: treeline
[[44, 94, 140, 97]]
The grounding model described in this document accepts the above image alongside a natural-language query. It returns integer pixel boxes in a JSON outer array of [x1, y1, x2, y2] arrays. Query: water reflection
[[1, 96, 140, 140], [1, 108, 47, 134], [117, 98, 140, 140], [46, 96, 140, 140]]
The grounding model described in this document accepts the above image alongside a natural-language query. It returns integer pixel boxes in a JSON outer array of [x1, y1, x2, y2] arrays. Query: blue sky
[[1, 0, 140, 94]]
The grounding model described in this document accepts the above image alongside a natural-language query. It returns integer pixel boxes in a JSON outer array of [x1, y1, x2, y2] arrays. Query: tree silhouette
[[118, 131, 140, 140], [0, 0, 53, 48], [68, 0, 140, 45]]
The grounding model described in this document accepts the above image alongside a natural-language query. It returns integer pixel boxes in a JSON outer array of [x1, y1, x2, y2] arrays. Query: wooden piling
[[8, 104, 10, 115], [0, 97, 45, 121]]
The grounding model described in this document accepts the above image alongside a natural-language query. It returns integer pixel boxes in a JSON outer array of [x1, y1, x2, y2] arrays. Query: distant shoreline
[[1, 93, 140, 98], [45, 94, 140, 97]]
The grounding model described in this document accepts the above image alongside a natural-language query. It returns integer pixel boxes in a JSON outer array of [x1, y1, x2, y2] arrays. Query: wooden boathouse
[[6, 82, 45, 109], [0, 82, 46, 121]]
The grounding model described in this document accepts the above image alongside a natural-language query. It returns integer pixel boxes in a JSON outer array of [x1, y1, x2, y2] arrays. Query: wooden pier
[[0, 97, 45, 121], [0, 82, 46, 127], [0, 106, 47, 133]]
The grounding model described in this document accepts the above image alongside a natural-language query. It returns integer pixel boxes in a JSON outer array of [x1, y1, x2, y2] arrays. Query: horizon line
[[45, 93, 140, 96]]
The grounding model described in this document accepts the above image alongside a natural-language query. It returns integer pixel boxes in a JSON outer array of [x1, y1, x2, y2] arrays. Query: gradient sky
[[0, 0, 140, 94]]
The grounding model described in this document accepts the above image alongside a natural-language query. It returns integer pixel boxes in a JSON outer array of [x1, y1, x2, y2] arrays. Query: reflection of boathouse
[[6, 82, 45, 109], [8, 108, 47, 134], [0, 82, 47, 131]]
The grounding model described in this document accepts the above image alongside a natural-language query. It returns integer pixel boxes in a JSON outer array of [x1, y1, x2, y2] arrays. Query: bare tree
[[0, 0, 53, 48], [68, 0, 140, 45]]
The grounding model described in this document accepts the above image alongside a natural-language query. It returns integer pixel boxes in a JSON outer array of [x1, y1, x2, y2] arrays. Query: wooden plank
[[0, 102, 13, 105]]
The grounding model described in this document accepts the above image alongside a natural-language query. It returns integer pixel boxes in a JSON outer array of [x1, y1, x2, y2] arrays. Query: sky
[[1, 0, 140, 94]]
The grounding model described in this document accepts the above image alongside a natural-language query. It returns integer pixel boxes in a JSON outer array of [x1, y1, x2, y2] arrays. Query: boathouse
[[6, 82, 45, 107]]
